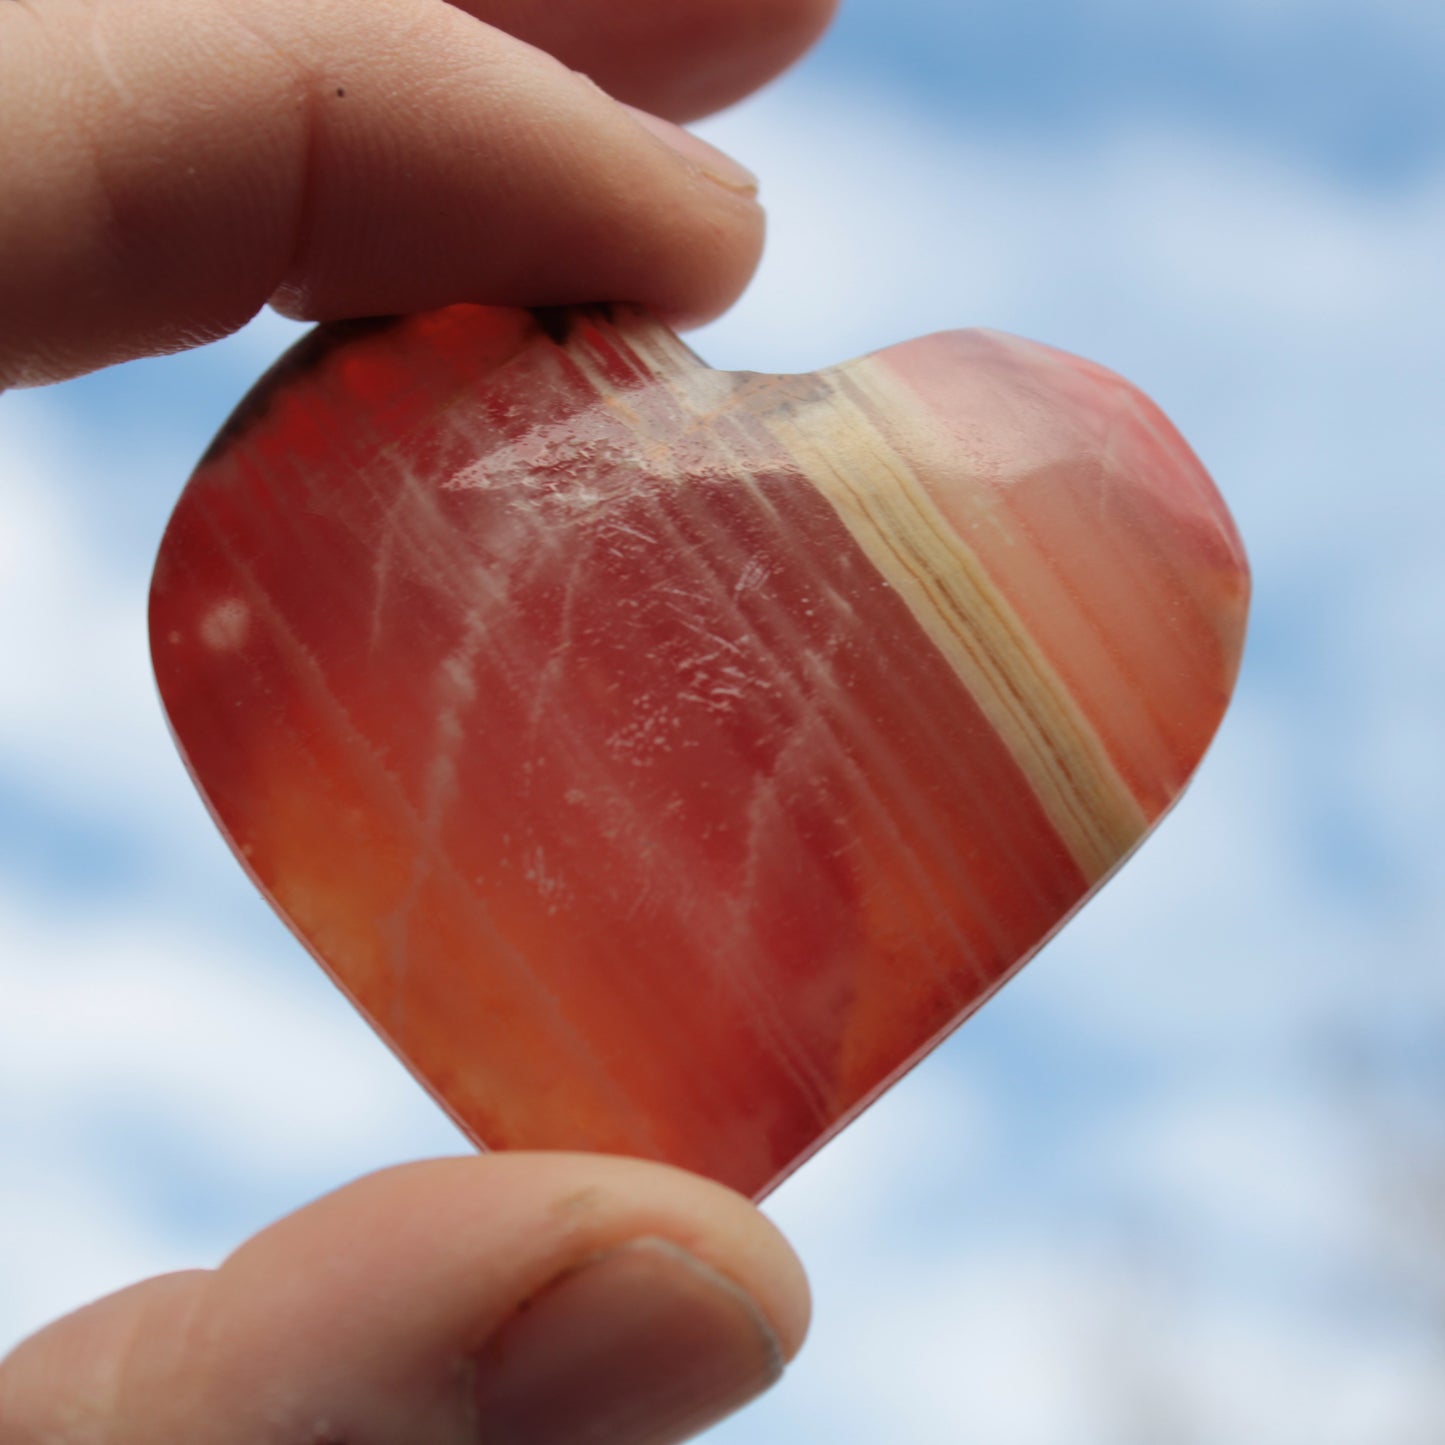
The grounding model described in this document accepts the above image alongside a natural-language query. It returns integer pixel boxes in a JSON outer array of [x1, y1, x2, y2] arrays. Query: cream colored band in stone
[[573, 309, 1149, 884], [758, 363, 1149, 884]]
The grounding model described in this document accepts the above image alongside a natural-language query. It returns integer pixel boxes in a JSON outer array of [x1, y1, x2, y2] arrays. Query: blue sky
[[4, 1, 1445, 1440], [818, 0, 1445, 184]]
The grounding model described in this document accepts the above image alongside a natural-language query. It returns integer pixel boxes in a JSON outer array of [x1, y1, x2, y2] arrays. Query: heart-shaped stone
[[150, 305, 1248, 1199]]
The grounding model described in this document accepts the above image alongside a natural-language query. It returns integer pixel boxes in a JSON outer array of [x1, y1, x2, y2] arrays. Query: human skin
[[0, 0, 831, 1440], [0, 0, 834, 387]]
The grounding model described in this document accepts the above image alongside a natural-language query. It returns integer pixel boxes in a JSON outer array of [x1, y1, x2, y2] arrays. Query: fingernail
[[472, 1237, 784, 1445], [624, 106, 760, 197]]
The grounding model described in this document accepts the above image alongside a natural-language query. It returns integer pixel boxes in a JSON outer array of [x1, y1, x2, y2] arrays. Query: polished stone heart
[[150, 304, 1248, 1199]]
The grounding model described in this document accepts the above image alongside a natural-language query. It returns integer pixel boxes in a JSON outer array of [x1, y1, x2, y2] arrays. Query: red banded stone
[[150, 304, 1248, 1199]]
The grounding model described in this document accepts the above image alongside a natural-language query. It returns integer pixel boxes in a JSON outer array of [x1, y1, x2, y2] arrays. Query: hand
[[0, 0, 833, 386], [0, 1156, 809, 1444], [0, 0, 828, 1437]]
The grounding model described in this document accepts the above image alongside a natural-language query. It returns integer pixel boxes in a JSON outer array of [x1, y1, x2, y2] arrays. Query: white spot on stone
[[199, 598, 250, 651]]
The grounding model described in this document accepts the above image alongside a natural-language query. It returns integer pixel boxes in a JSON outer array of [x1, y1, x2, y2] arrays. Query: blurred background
[[4, 0, 1445, 1439]]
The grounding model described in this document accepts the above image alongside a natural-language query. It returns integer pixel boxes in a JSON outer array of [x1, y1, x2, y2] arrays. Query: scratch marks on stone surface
[[382, 605, 492, 1006], [365, 461, 414, 653], [363, 444, 490, 652], [444, 425, 647, 521], [733, 555, 771, 597], [594, 513, 660, 552], [526, 537, 590, 765], [494, 354, 846, 1121], [521, 842, 569, 915], [724, 753, 846, 1121]]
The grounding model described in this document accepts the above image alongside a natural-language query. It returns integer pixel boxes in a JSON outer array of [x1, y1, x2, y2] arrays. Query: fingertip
[[469, 1236, 787, 1442], [622, 106, 759, 198]]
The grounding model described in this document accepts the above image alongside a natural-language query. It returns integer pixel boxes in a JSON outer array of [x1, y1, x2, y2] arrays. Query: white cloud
[[0, 404, 163, 810], [723, 1221, 1445, 1445], [0, 880, 467, 1351]]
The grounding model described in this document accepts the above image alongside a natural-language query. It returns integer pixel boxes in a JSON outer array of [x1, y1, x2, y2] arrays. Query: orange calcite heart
[[150, 305, 1248, 1199]]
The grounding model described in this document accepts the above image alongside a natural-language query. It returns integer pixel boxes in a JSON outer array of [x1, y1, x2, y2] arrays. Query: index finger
[[0, 0, 770, 387]]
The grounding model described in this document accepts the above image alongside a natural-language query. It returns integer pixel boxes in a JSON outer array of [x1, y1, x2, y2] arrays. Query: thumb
[[0, 1154, 810, 1445]]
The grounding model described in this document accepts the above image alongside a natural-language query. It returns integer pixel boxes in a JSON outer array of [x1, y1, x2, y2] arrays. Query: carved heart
[[150, 305, 1248, 1199]]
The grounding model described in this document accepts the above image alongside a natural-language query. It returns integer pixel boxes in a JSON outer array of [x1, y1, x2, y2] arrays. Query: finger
[[0, 0, 764, 388], [458, 0, 839, 122], [0, 1154, 810, 1445]]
